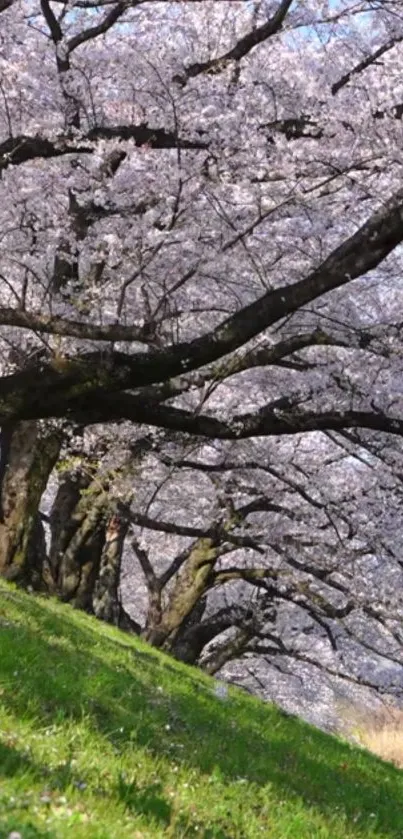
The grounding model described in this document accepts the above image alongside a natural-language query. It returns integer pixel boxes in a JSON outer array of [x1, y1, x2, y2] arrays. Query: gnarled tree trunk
[[142, 537, 220, 651], [93, 513, 129, 624], [0, 421, 61, 587], [48, 464, 135, 624], [49, 469, 108, 609], [0, 427, 138, 631]]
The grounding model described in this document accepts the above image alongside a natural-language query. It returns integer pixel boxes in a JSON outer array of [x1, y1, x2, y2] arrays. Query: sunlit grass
[[0, 579, 402, 838]]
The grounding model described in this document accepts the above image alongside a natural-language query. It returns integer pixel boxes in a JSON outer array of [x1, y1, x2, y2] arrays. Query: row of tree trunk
[[0, 422, 135, 618], [0, 421, 252, 673]]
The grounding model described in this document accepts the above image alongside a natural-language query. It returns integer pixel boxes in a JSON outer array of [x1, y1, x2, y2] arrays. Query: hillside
[[0, 581, 402, 839]]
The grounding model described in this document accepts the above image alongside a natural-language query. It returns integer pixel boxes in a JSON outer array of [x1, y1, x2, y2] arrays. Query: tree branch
[[40, 0, 63, 43], [72, 397, 403, 441], [179, 0, 294, 84], [0, 307, 149, 343], [131, 536, 159, 589], [332, 36, 403, 95], [0, 136, 93, 172], [122, 507, 264, 551], [0, 188, 403, 423], [68, 2, 128, 52], [211, 566, 279, 586], [0, 125, 207, 174], [88, 124, 208, 149]]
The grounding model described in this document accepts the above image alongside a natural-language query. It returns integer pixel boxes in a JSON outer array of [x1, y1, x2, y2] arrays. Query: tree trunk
[[50, 476, 108, 609], [48, 467, 134, 616], [142, 537, 219, 650], [202, 627, 251, 675], [0, 421, 61, 587], [48, 468, 91, 581], [169, 599, 208, 663], [93, 513, 129, 624], [0, 428, 141, 630]]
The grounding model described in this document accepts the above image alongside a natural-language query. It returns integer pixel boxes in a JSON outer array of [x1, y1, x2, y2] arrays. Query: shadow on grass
[[1, 588, 403, 837], [116, 775, 228, 837], [0, 820, 54, 839], [0, 741, 230, 839], [0, 744, 55, 837], [117, 774, 172, 824]]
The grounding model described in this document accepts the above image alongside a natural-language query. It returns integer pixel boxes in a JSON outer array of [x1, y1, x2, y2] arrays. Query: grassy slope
[[0, 581, 402, 839]]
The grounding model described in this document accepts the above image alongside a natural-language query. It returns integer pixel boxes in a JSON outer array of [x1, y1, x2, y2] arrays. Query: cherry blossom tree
[[0, 0, 402, 694]]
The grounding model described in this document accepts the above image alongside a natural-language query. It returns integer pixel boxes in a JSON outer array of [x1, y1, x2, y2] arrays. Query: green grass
[[0, 581, 402, 838]]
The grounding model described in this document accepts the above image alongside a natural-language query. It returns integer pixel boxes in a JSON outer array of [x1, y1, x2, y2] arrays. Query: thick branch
[[180, 0, 294, 83], [1, 188, 403, 423], [73, 397, 403, 441], [126, 509, 208, 539], [68, 3, 128, 52], [0, 124, 207, 174], [87, 124, 208, 149], [332, 37, 403, 95], [40, 0, 63, 43], [0, 136, 92, 172], [123, 507, 263, 551], [0, 307, 149, 343], [115, 328, 368, 407], [211, 566, 279, 586]]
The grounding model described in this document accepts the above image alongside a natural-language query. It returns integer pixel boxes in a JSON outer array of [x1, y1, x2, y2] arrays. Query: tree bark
[[202, 627, 251, 675], [169, 598, 208, 664], [52, 482, 108, 609], [93, 513, 128, 624], [142, 537, 219, 650], [0, 421, 61, 586], [49, 466, 134, 615]]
